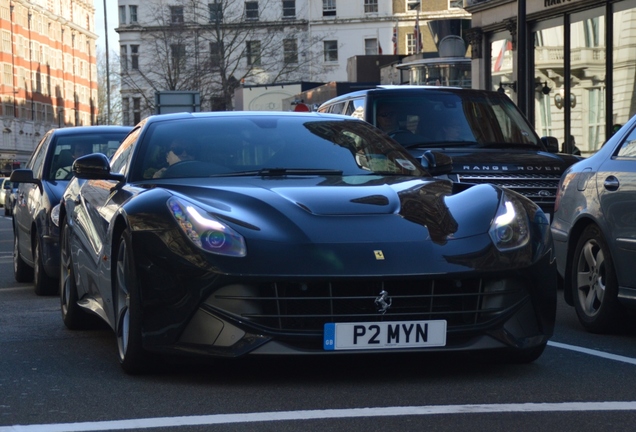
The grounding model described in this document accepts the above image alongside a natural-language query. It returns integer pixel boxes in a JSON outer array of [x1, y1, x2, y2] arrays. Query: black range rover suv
[[318, 86, 582, 219]]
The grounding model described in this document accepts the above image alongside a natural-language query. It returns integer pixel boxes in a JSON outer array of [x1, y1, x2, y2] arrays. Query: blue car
[[57, 112, 555, 373], [10, 125, 132, 295]]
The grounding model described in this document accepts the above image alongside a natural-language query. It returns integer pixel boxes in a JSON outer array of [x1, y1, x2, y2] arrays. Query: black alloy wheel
[[115, 229, 153, 374], [60, 219, 92, 329], [33, 236, 58, 296], [13, 230, 33, 283]]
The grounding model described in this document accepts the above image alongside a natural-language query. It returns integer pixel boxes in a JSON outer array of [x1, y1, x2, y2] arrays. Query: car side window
[[111, 128, 141, 175], [28, 133, 52, 179], [616, 127, 636, 158]]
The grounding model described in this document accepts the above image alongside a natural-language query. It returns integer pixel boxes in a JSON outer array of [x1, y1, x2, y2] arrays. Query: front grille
[[458, 173, 561, 206], [209, 278, 527, 333]]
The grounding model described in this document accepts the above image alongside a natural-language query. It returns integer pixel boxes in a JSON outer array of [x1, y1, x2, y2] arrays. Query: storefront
[[465, 0, 635, 155]]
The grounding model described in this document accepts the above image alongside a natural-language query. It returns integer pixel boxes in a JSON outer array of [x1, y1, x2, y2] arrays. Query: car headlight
[[488, 192, 529, 251], [167, 197, 246, 257], [51, 203, 61, 227]]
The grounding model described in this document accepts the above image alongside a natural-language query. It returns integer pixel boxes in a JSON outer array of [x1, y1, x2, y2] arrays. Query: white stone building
[[116, 0, 469, 124]]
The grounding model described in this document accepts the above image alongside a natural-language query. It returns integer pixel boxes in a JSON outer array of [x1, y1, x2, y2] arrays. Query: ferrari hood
[[163, 176, 502, 244]]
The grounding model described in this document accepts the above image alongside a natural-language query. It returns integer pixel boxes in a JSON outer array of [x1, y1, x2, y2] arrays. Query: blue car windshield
[[134, 115, 429, 180]]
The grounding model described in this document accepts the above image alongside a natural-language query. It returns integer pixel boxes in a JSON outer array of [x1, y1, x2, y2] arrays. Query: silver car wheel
[[575, 238, 605, 317], [116, 238, 131, 362], [571, 224, 624, 333]]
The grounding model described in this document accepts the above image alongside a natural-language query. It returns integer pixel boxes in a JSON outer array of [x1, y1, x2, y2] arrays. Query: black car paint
[[60, 112, 556, 367]]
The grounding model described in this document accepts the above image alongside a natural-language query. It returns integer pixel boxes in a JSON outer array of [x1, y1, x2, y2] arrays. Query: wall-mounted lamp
[[554, 89, 576, 109], [498, 81, 517, 94]]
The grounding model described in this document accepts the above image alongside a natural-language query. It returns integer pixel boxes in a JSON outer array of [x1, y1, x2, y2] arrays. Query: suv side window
[[327, 102, 346, 114]]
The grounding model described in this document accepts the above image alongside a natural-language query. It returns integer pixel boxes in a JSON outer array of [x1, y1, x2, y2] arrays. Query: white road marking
[[548, 341, 636, 365], [2, 402, 636, 431]]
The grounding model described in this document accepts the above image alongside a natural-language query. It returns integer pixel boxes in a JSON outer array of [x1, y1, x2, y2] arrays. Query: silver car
[[551, 120, 636, 333]]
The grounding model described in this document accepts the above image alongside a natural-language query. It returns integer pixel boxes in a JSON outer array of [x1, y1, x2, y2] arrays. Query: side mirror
[[420, 150, 453, 176], [73, 153, 125, 182], [541, 136, 559, 153], [10, 169, 41, 193]]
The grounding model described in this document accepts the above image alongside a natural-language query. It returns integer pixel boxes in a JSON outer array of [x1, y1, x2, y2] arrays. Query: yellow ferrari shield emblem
[[374, 250, 385, 260]]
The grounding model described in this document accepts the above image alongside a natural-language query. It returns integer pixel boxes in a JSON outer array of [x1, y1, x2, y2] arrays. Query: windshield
[[372, 92, 542, 149], [134, 115, 429, 181]]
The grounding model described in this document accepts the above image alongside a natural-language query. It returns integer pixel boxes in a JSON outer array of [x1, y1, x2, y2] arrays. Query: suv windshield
[[373, 92, 541, 149]]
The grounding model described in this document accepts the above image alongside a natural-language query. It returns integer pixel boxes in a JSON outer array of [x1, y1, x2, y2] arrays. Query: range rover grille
[[209, 278, 527, 333], [457, 173, 562, 206]]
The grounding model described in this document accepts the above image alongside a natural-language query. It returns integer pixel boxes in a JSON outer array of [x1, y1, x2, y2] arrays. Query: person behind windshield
[[153, 139, 196, 178], [441, 118, 463, 141], [376, 105, 399, 133]]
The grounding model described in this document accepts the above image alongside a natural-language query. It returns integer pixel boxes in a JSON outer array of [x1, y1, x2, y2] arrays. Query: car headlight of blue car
[[489, 192, 530, 251], [168, 196, 247, 257]]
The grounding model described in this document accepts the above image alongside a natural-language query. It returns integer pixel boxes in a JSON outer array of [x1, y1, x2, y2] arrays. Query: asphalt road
[[2, 213, 636, 431]]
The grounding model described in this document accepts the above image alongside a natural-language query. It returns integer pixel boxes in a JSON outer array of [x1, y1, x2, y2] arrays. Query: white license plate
[[323, 320, 447, 351]]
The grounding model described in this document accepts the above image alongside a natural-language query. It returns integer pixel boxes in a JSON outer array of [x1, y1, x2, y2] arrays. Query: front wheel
[[33, 237, 58, 296], [60, 219, 93, 329], [13, 231, 33, 283], [114, 229, 154, 374], [571, 225, 625, 333]]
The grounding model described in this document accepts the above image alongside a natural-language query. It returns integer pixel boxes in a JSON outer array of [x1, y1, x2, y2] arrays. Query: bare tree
[[119, 0, 328, 112], [96, 48, 123, 125]]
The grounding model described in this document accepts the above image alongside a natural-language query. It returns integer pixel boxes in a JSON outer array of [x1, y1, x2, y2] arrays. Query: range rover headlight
[[488, 192, 529, 251], [167, 197, 246, 257]]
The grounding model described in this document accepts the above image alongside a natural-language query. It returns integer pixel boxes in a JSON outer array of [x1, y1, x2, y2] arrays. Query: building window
[[245, 2, 259, 21], [120, 45, 128, 71], [283, 1, 295, 19], [407, 33, 417, 55], [118, 6, 126, 25], [209, 41, 222, 68], [364, 0, 378, 13], [365, 38, 378, 55], [170, 6, 184, 24], [129, 5, 138, 23], [406, 0, 420, 12], [171, 44, 186, 72], [449, 0, 463, 8], [131, 45, 139, 69], [283, 38, 298, 64], [209, 1, 223, 23], [122, 98, 130, 125], [246, 40, 261, 66], [323, 0, 336, 17], [324, 40, 338, 62], [133, 97, 141, 125]]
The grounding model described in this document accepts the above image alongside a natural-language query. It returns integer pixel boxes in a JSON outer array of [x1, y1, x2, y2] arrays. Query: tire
[[114, 229, 154, 374], [60, 219, 93, 329], [571, 224, 624, 333], [33, 237, 58, 296], [13, 231, 33, 283]]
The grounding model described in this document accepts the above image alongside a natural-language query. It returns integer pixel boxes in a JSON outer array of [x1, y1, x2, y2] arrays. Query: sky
[[94, 1, 119, 54]]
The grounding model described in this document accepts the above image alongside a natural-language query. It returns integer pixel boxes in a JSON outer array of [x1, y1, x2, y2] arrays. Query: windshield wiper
[[215, 168, 344, 177], [477, 142, 539, 149], [404, 140, 480, 149]]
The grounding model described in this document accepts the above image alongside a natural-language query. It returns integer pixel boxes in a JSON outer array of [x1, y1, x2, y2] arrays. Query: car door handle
[[604, 176, 620, 191]]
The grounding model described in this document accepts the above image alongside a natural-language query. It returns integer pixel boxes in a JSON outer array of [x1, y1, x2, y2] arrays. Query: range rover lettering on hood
[[460, 165, 562, 172]]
